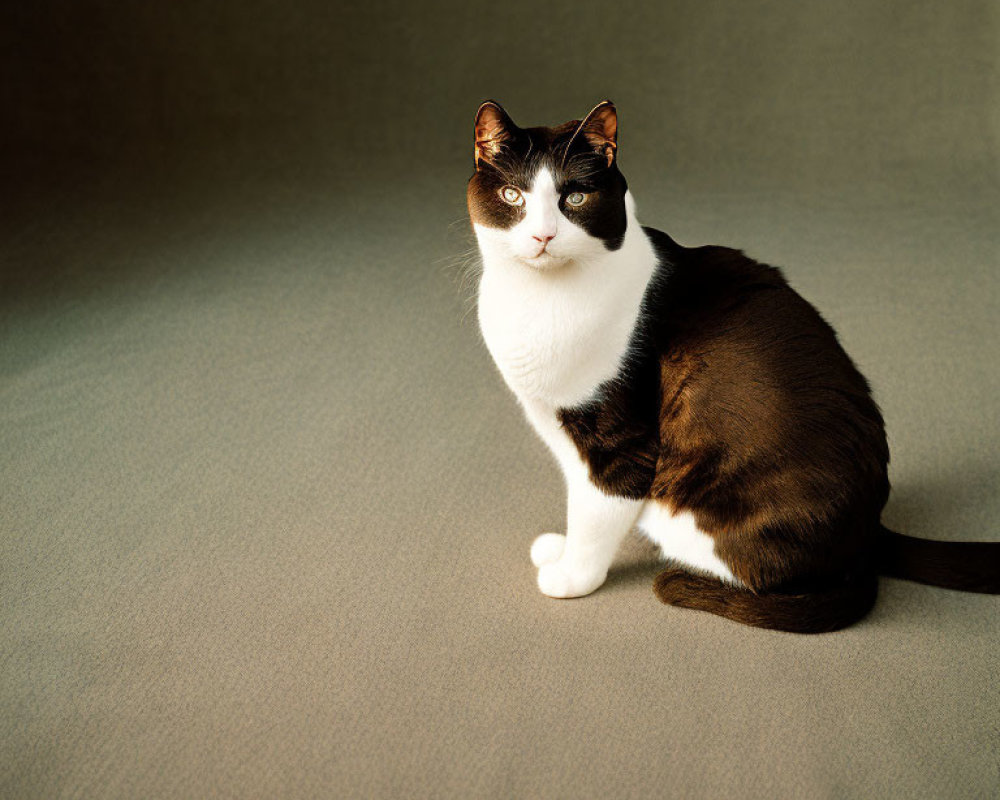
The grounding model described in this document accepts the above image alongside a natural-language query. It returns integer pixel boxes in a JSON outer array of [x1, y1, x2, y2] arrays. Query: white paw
[[536, 559, 607, 599], [530, 533, 566, 567]]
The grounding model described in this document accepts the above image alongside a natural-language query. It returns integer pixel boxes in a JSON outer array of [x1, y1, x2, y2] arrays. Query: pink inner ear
[[475, 132, 503, 165], [595, 109, 617, 142], [577, 103, 617, 165], [475, 106, 507, 141], [475, 121, 497, 143], [587, 105, 617, 145], [474, 105, 512, 165]]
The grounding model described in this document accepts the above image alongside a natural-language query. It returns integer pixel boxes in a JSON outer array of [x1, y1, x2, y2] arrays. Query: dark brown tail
[[653, 567, 878, 634], [653, 528, 1000, 633], [876, 525, 1000, 593]]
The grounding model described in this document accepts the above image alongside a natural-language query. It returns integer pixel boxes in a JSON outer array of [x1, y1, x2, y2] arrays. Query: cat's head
[[467, 100, 629, 270]]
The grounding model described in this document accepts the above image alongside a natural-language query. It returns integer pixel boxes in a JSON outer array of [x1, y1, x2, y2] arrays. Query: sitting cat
[[467, 99, 999, 632]]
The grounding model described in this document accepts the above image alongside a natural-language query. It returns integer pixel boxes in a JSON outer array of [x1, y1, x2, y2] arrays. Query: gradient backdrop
[[2, 2, 998, 798]]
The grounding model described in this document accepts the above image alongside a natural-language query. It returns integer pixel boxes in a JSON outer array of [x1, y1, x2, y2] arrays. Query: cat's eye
[[565, 192, 587, 207], [499, 186, 524, 207]]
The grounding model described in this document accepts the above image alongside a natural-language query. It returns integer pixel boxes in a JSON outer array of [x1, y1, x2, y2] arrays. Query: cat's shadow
[[603, 534, 665, 593], [881, 467, 999, 539]]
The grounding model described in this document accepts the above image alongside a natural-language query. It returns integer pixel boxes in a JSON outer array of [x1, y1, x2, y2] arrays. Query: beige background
[[2, 1, 998, 798]]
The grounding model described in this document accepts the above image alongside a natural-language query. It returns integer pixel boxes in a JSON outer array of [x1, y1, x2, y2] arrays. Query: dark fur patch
[[877, 526, 1000, 593]]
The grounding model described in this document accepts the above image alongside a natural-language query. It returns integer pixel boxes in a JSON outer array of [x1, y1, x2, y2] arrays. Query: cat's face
[[467, 101, 628, 270]]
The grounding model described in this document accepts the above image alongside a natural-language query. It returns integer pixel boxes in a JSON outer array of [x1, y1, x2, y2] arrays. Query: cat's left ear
[[572, 100, 618, 167], [474, 100, 519, 169]]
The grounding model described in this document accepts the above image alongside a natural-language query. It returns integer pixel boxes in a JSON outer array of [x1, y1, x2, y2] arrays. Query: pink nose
[[532, 234, 555, 244]]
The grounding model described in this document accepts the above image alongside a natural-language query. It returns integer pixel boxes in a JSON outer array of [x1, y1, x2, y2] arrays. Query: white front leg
[[533, 468, 644, 598], [521, 401, 643, 598]]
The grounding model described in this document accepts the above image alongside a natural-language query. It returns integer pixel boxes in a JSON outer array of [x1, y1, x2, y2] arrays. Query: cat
[[467, 99, 999, 633]]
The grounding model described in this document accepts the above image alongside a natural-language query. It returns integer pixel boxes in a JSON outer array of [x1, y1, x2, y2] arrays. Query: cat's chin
[[520, 251, 570, 271]]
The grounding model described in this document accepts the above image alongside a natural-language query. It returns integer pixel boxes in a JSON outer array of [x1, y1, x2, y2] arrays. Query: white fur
[[475, 167, 738, 597], [636, 504, 739, 583]]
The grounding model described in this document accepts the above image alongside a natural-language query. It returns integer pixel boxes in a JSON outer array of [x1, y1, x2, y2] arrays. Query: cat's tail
[[876, 525, 1000, 593], [653, 529, 1000, 633], [652, 568, 878, 634]]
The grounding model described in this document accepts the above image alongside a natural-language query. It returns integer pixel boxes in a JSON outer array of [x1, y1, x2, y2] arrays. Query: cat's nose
[[532, 234, 555, 244]]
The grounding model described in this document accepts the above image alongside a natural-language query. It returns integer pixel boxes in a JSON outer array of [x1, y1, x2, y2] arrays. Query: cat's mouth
[[522, 250, 568, 270]]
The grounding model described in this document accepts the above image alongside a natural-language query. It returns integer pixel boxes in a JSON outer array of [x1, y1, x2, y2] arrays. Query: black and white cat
[[467, 100, 998, 632]]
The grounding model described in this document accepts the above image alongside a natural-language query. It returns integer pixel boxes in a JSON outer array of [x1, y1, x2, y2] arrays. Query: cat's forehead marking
[[527, 167, 559, 201]]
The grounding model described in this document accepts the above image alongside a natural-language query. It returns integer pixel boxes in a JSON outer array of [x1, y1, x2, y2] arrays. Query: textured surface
[[2, 2, 999, 798]]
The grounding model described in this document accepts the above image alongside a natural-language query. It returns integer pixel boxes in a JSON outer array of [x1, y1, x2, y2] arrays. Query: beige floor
[[2, 145, 997, 798]]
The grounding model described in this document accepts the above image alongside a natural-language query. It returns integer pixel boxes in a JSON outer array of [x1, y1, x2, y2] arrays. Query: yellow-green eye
[[500, 186, 524, 206], [566, 192, 587, 207]]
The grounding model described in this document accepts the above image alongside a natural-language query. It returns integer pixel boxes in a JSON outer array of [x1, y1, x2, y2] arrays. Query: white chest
[[475, 203, 657, 409], [477, 266, 639, 407]]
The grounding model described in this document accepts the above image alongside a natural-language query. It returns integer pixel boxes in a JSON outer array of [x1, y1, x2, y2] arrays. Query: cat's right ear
[[474, 101, 517, 169]]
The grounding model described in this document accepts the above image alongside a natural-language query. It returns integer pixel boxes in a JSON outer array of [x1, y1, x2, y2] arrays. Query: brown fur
[[877, 527, 1000, 594]]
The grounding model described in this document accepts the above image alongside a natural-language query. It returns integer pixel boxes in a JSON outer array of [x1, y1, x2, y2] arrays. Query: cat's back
[[640, 226, 888, 500], [642, 226, 796, 329], [642, 226, 869, 397]]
